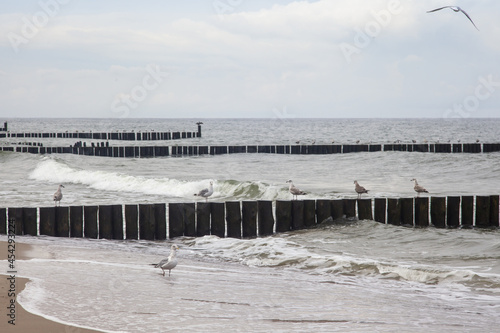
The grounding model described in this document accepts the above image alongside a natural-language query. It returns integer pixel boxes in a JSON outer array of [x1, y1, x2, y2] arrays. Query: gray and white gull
[[427, 6, 479, 31], [194, 181, 213, 202], [153, 244, 179, 277]]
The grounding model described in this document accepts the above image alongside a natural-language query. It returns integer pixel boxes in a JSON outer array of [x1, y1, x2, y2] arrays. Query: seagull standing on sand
[[411, 179, 429, 197], [53, 185, 64, 206], [153, 245, 179, 277], [354, 180, 369, 198], [286, 180, 306, 200], [194, 181, 213, 202], [427, 6, 479, 30]]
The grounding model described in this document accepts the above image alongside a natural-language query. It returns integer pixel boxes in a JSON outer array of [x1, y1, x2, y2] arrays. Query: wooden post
[[70, 206, 83, 238], [125, 205, 138, 240], [22, 207, 37, 236], [139, 204, 156, 240], [242, 201, 257, 238], [196, 202, 211, 237], [40, 207, 56, 236], [342, 199, 356, 219], [152, 204, 167, 240], [414, 197, 429, 228], [98, 205, 113, 239], [168, 203, 184, 238], [430, 197, 446, 228], [112, 205, 124, 240], [446, 197, 461, 228], [226, 201, 242, 238], [84, 206, 98, 239], [387, 198, 401, 226], [303, 200, 316, 227], [182, 203, 195, 237], [374, 198, 386, 224], [489, 195, 499, 228], [400, 198, 414, 227], [330, 200, 343, 220], [357, 199, 373, 221], [55, 206, 69, 237], [475, 196, 490, 228], [211, 202, 225, 237], [258, 200, 274, 236], [291, 200, 304, 230], [461, 196, 474, 228], [8, 208, 23, 235], [316, 199, 332, 224], [0, 208, 6, 235], [276, 200, 292, 233]]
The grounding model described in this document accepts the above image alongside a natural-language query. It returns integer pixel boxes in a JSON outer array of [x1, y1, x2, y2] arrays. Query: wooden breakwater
[[2, 142, 500, 158], [1, 196, 498, 240], [0, 130, 199, 141]]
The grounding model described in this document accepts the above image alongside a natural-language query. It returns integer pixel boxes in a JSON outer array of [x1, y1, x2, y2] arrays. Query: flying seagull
[[427, 6, 479, 31], [194, 181, 214, 202], [354, 180, 369, 199], [411, 178, 429, 197], [286, 180, 306, 200], [153, 244, 179, 277], [53, 184, 64, 206]]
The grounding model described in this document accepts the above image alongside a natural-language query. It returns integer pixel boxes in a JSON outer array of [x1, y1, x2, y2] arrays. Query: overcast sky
[[1, 0, 499, 118]]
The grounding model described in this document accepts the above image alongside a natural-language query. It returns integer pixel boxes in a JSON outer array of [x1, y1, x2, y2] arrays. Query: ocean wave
[[184, 234, 500, 291], [28, 158, 292, 200]]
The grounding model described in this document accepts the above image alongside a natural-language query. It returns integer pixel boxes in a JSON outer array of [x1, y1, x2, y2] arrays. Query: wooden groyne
[[0, 130, 199, 141], [2, 142, 499, 158], [1, 196, 498, 240]]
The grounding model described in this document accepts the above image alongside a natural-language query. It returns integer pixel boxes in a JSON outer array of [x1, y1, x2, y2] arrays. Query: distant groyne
[[2, 196, 498, 240]]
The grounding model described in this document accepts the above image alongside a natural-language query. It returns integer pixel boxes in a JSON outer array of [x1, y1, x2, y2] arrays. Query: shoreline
[[0, 241, 103, 332]]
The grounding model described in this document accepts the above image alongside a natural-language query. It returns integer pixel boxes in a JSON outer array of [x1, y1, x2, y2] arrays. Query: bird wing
[[161, 258, 177, 270], [53, 190, 62, 200], [290, 186, 304, 195], [458, 8, 479, 30], [427, 6, 452, 13], [154, 258, 169, 268], [196, 188, 208, 196], [415, 185, 428, 193], [355, 184, 367, 193]]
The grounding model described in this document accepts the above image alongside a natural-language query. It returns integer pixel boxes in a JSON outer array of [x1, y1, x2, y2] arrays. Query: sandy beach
[[0, 241, 102, 333]]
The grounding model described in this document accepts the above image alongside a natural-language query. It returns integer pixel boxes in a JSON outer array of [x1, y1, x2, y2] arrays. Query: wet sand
[[0, 241, 102, 333]]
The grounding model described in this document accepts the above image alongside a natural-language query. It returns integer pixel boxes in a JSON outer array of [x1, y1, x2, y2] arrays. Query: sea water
[[1, 118, 500, 332]]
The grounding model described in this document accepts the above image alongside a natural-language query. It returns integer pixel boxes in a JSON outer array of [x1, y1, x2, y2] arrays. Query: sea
[[1, 118, 500, 332]]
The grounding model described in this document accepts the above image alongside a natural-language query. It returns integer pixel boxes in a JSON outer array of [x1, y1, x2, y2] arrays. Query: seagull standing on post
[[53, 185, 64, 206], [354, 181, 369, 199], [411, 179, 429, 197], [286, 180, 306, 200], [194, 181, 214, 202], [427, 6, 479, 30]]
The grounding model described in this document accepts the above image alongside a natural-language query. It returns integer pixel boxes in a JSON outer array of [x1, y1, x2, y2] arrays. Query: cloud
[[1, 0, 499, 118]]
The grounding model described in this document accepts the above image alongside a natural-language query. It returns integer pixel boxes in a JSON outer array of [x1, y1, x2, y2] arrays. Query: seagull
[[153, 245, 179, 277], [286, 180, 306, 200], [427, 6, 479, 31], [411, 178, 429, 197], [53, 185, 64, 206], [194, 181, 214, 202], [354, 180, 368, 198]]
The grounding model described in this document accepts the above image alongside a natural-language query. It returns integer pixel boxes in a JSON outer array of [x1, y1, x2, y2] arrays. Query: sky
[[1, 0, 499, 119]]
